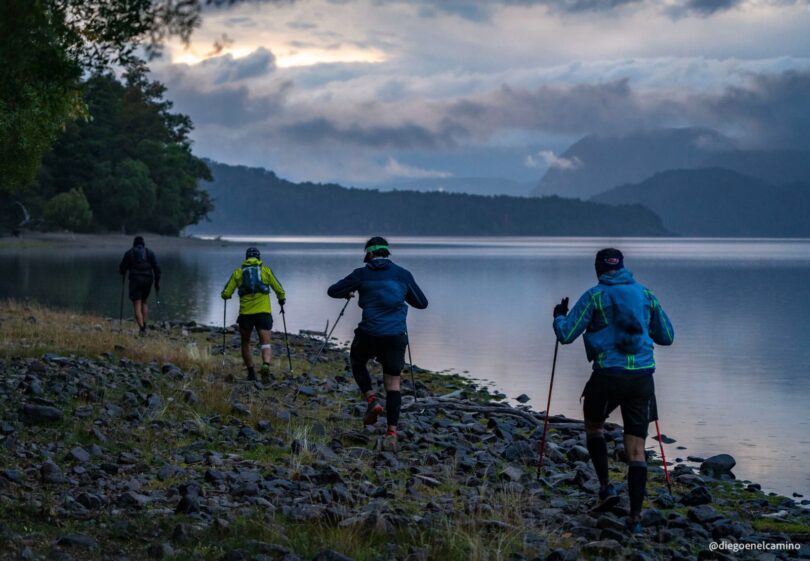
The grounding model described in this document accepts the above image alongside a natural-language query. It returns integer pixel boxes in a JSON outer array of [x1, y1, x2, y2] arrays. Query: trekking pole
[[280, 303, 293, 373], [293, 295, 353, 401], [310, 295, 352, 367], [654, 419, 673, 495], [222, 300, 228, 359], [119, 275, 125, 332], [406, 332, 417, 404], [537, 339, 560, 479]]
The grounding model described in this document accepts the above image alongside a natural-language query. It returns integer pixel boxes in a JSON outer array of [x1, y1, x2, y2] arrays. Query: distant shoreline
[[0, 231, 232, 251]]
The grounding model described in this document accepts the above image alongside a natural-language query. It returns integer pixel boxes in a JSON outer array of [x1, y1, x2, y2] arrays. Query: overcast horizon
[[148, 0, 810, 188]]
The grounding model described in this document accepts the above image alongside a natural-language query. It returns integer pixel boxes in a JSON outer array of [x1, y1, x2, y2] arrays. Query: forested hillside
[[188, 162, 669, 237]]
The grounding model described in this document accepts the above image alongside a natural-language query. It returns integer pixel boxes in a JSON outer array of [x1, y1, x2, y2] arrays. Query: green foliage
[[43, 188, 93, 232], [0, 0, 209, 194], [34, 70, 212, 234]]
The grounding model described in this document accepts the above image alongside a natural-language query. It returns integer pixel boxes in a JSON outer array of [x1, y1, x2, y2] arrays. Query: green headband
[[364, 244, 389, 253]]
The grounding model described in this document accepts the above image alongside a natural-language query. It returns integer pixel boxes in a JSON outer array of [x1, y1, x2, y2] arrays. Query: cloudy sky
[[150, 0, 810, 186]]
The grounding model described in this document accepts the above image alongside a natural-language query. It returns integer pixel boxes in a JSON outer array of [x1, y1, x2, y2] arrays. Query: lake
[[2, 236, 809, 500]]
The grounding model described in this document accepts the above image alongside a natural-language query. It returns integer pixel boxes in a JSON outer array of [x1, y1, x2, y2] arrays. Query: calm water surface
[[2, 236, 809, 499]]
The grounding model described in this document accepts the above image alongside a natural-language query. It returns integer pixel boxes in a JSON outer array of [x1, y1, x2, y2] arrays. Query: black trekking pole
[[537, 339, 560, 479], [310, 295, 352, 367], [119, 275, 125, 332], [293, 295, 353, 401], [280, 302, 293, 373], [406, 332, 417, 404]]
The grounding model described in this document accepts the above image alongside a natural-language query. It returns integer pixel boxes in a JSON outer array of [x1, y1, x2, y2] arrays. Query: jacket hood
[[598, 268, 635, 286], [366, 258, 392, 271], [241, 257, 262, 267]]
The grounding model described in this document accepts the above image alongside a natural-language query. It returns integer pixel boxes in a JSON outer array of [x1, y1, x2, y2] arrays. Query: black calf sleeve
[[586, 434, 610, 487], [350, 355, 373, 394], [628, 461, 648, 517], [386, 390, 401, 428]]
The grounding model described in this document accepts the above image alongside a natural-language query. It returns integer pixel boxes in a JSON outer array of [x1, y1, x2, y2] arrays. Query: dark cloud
[[196, 47, 276, 83], [695, 70, 810, 146], [682, 0, 741, 14], [280, 117, 467, 148]]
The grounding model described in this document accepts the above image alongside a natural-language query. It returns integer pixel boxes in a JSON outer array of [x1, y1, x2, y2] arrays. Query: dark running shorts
[[582, 369, 658, 438], [350, 329, 408, 376], [237, 313, 273, 332], [128, 276, 153, 302]]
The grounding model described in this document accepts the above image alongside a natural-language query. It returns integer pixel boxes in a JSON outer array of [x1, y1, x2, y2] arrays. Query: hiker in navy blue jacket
[[553, 248, 674, 533], [328, 237, 428, 452]]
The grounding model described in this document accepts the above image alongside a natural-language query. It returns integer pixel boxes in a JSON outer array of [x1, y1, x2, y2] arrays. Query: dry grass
[[0, 300, 219, 374]]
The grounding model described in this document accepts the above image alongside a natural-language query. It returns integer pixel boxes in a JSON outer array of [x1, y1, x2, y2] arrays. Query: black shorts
[[350, 329, 407, 376], [582, 369, 657, 438], [237, 313, 273, 333], [129, 276, 152, 302]]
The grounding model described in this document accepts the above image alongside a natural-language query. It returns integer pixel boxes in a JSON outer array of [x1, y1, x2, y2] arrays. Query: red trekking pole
[[537, 339, 560, 478], [654, 419, 673, 495]]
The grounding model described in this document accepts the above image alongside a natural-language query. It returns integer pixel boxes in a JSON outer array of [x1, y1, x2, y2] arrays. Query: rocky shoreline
[[0, 304, 808, 561]]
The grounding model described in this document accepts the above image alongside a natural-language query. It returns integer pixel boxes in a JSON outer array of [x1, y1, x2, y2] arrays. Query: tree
[[0, 0, 215, 193], [35, 70, 212, 234], [43, 188, 93, 232]]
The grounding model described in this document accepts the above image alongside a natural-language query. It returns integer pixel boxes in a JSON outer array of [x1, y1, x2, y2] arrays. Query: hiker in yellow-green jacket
[[221, 247, 286, 382]]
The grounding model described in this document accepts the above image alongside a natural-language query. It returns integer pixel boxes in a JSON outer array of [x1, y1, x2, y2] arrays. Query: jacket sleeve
[[119, 251, 129, 275], [148, 250, 161, 282], [327, 269, 362, 299], [553, 291, 595, 344], [647, 292, 675, 346], [263, 266, 286, 301], [404, 272, 428, 309], [221, 269, 241, 299]]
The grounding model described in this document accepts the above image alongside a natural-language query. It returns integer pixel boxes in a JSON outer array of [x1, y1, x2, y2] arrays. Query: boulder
[[700, 454, 736, 477]]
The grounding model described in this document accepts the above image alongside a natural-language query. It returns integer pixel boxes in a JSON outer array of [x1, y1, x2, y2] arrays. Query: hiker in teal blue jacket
[[553, 248, 674, 533]]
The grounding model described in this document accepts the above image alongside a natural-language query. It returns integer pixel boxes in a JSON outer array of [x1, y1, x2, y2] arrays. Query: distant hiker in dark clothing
[[552, 248, 674, 533], [119, 236, 161, 336], [328, 237, 428, 453], [221, 247, 286, 382]]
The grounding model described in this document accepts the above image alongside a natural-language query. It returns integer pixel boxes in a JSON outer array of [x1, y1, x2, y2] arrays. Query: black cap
[[133, 236, 145, 247], [595, 248, 624, 275], [246, 247, 261, 260]]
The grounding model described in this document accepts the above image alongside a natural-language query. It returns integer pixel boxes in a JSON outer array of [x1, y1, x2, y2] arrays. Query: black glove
[[278, 298, 286, 307], [553, 297, 569, 318], [346, 292, 355, 300]]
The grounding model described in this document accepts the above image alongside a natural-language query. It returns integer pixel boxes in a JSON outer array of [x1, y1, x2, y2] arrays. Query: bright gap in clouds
[[168, 44, 386, 68]]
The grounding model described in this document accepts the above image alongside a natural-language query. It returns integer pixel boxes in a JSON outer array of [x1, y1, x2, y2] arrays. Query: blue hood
[[598, 268, 635, 286]]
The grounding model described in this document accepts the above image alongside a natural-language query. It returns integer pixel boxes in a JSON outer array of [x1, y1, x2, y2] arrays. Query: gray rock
[[567, 445, 590, 463], [681, 486, 712, 506], [41, 460, 65, 484], [20, 404, 63, 425], [515, 394, 531, 403], [175, 495, 200, 514], [118, 491, 150, 508], [231, 402, 251, 416], [502, 441, 536, 464], [57, 533, 97, 549], [67, 446, 90, 463], [687, 505, 722, 525], [147, 542, 174, 559], [75, 493, 103, 509], [500, 465, 523, 482], [700, 454, 736, 477]]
